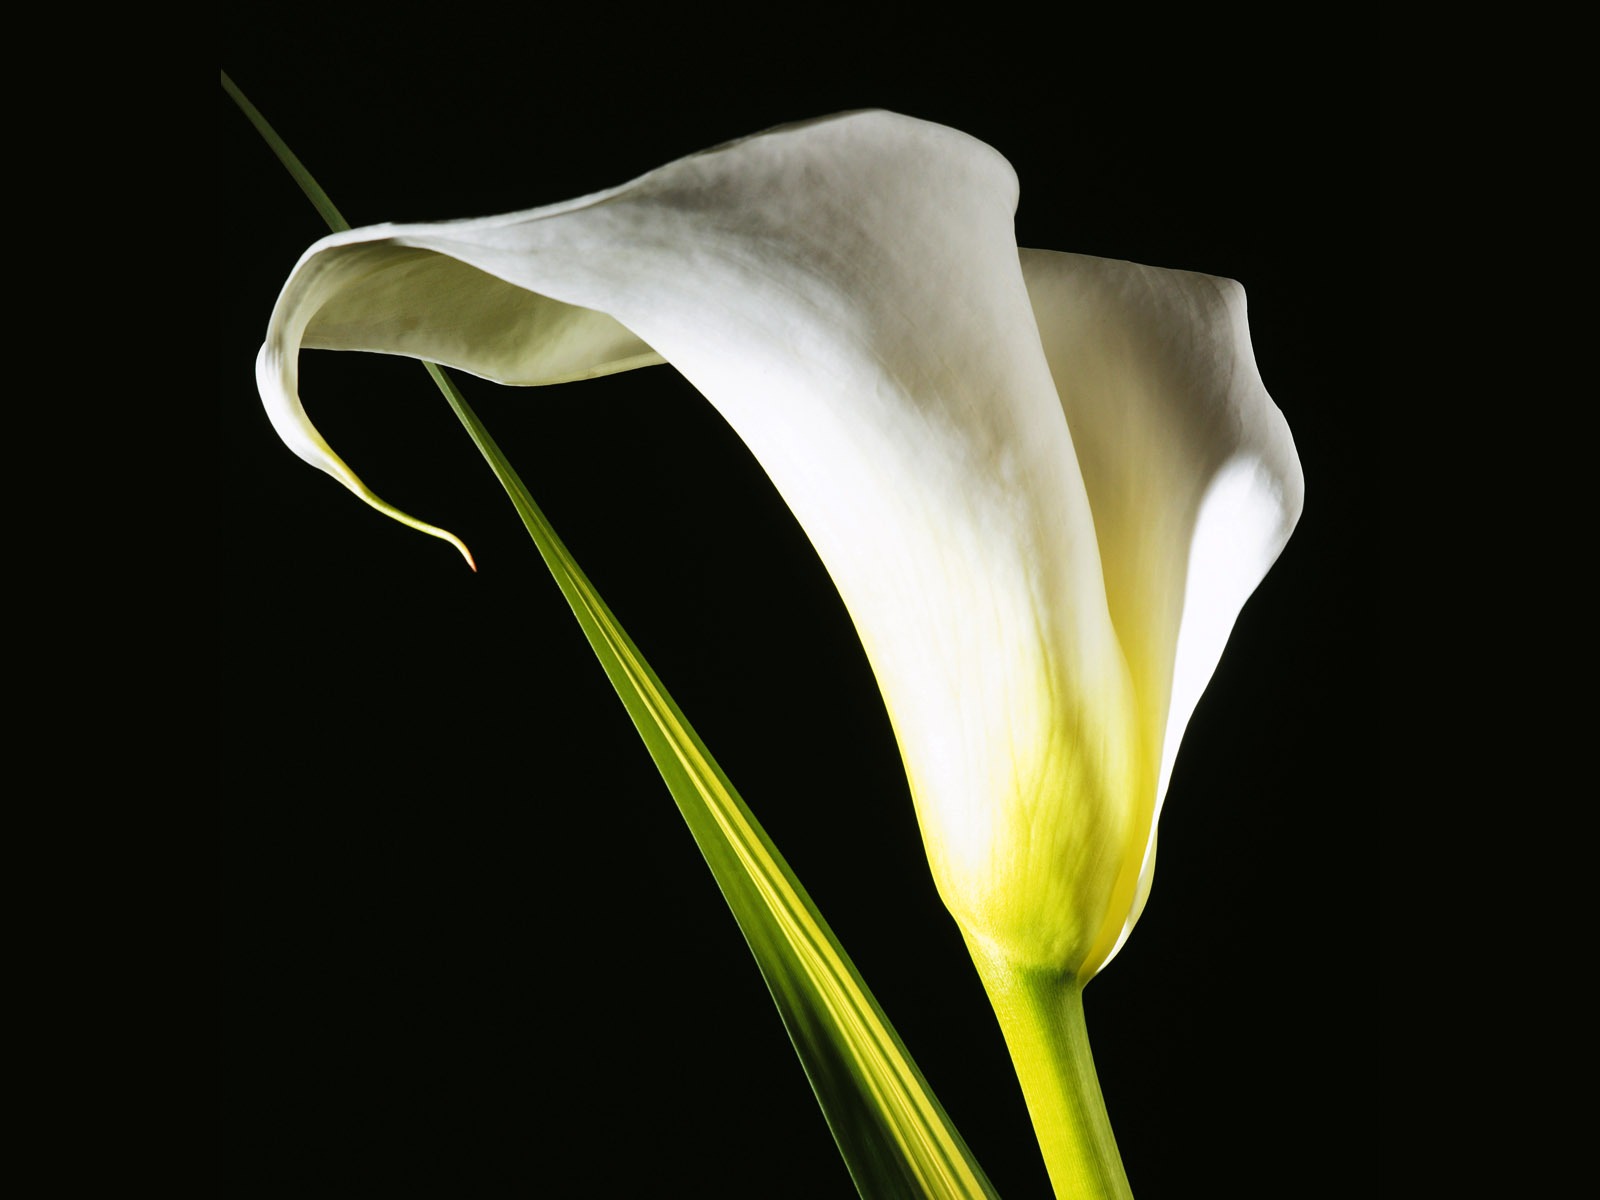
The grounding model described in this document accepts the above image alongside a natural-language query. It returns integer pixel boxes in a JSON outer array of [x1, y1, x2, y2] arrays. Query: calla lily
[[256, 109, 1301, 1194]]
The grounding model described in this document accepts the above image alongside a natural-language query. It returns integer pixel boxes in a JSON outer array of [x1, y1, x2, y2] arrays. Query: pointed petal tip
[[254, 343, 476, 570], [406, 516, 477, 570], [356, 486, 476, 572]]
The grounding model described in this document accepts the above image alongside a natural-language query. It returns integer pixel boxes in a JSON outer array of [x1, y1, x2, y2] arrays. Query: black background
[[221, 16, 1376, 1197]]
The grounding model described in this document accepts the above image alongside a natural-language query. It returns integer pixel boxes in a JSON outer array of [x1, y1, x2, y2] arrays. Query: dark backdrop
[[221, 18, 1376, 1197]]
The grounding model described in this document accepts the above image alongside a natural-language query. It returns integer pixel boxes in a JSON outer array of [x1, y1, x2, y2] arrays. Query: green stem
[[962, 937, 1134, 1199]]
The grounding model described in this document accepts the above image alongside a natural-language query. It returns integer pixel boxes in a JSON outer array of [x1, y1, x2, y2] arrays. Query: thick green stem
[[963, 937, 1134, 1199]]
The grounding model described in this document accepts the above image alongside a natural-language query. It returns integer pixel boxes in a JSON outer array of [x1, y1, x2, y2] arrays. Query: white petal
[[1021, 251, 1304, 969], [258, 112, 1153, 974]]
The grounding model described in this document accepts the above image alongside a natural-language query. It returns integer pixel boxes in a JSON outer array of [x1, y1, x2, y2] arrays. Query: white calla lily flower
[[255, 109, 1301, 1193]]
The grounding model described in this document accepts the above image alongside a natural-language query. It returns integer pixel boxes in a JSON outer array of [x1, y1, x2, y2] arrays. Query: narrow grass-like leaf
[[435, 367, 997, 1199], [227, 75, 999, 1199], [221, 71, 350, 234]]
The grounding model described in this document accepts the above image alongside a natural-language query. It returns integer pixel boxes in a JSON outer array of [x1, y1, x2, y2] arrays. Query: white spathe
[[257, 111, 1303, 980]]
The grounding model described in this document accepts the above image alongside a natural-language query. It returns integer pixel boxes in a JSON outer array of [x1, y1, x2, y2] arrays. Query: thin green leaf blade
[[221, 70, 350, 234], [432, 364, 999, 1200]]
